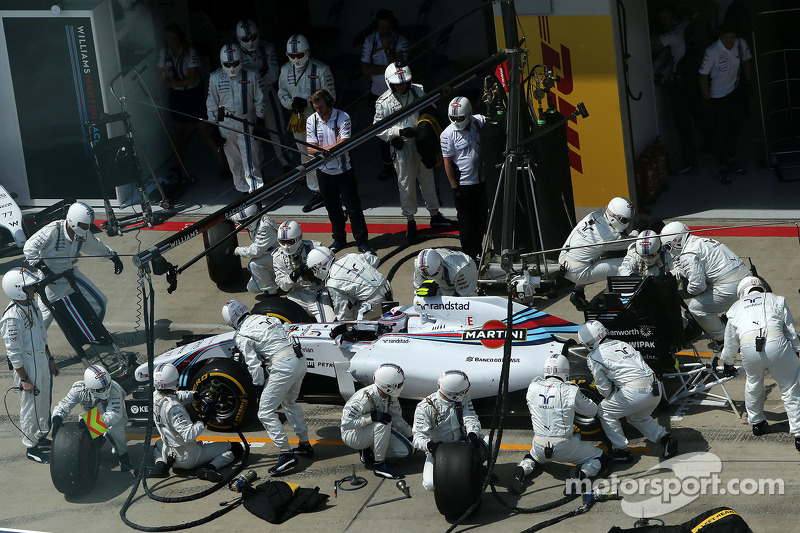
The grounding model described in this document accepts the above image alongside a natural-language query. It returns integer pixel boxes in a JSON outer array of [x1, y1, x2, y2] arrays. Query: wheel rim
[[204, 377, 240, 422]]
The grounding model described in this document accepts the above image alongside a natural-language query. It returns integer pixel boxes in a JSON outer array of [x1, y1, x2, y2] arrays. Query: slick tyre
[[204, 219, 242, 285], [432, 441, 482, 521], [190, 359, 257, 431], [252, 297, 312, 324], [572, 380, 603, 437], [50, 421, 101, 496]]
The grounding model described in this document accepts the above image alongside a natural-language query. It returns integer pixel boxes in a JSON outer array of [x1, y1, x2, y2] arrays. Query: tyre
[[252, 297, 312, 323], [203, 219, 242, 285], [572, 380, 602, 437], [50, 421, 102, 496], [432, 441, 482, 521], [190, 359, 257, 431]]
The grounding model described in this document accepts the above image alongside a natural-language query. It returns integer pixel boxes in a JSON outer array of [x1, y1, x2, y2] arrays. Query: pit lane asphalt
[[1, 217, 799, 533]]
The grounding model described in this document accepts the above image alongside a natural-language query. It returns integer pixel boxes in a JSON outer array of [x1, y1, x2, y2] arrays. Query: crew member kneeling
[[413, 370, 487, 492]]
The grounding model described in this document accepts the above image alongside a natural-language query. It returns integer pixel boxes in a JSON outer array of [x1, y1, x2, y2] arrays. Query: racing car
[[126, 294, 600, 432]]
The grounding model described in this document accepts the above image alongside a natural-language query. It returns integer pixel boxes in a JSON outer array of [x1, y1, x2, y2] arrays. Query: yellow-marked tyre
[[191, 360, 256, 431], [252, 297, 312, 324], [572, 379, 602, 437]]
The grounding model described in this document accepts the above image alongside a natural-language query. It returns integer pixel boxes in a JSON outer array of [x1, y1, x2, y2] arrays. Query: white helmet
[[737, 276, 764, 298], [604, 197, 634, 233], [416, 249, 443, 280], [543, 354, 570, 382], [222, 299, 250, 329], [438, 370, 470, 402], [154, 363, 180, 391], [277, 220, 303, 255], [448, 97, 472, 130], [378, 309, 409, 334], [2, 267, 39, 301], [286, 35, 310, 68], [384, 62, 412, 87], [374, 363, 405, 397], [577, 320, 608, 350], [306, 246, 335, 281], [235, 19, 260, 52], [66, 201, 95, 242], [660, 221, 690, 254], [635, 230, 661, 266], [219, 43, 243, 78], [84, 365, 112, 400]]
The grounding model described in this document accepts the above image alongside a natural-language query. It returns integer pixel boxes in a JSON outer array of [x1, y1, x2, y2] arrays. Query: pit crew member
[[230, 205, 280, 296], [618, 230, 669, 277], [413, 248, 478, 297]]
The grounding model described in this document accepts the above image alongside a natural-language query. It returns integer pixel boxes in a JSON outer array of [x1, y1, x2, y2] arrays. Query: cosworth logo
[[462, 320, 526, 348]]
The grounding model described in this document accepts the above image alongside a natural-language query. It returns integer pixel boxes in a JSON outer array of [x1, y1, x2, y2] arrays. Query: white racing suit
[[671, 235, 750, 341], [413, 249, 478, 296], [53, 380, 128, 454], [587, 339, 667, 450], [23, 220, 115, 329], [327, 253, 391, 321], [235, 314, 309, 452], [272, 240, 334, 322], [722, 292, 800, 435], [516, 377, 602, 478], [1, 301, 52, 448], [618, 246, 670, 277], [206, 67, 266, 193], [235, 214, 279, 295], [152, 390, 233, 470], [413, 392, 486, 491], [341, 383, 413, 462], [241, 42, 289, 166], [559, 209, 629, 289], [374, 84, 441, 221], [278, 59, 336, 193]]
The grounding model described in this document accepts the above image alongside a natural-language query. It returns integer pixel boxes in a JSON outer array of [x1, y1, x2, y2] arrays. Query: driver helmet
[[543, 354, 570, 382], [378, 309, 409, 334], [66, 202, 95, 243], [219, 43, 243, 78], [438, 370, 470, 402], [222, 299, 250, 329], [235, 19, 260, 52], [635, 230, 661, 266], [416, 249, 443, 280], [154, 362, 179, 391], [277, 221, 303, 255], [306, 246, 335, 281], [577, 320, 608, 351], [286, 35, 310, 69], [448, 96, 472, 130], [374, 363, 405, 397], [384, 62, 412, 89], [660, 221, 690, 254], [84, 365, 112, 400], [737, 276, 765, 299], [2, 267, 39, 302], [604, 197, 634, 233]]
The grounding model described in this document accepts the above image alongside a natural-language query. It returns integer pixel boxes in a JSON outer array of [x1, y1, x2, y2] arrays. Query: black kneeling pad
[[242, 480, 329, 524]]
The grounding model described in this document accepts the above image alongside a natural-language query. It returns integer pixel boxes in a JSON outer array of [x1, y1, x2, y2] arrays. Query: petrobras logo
[[462, 320, 526, 349]]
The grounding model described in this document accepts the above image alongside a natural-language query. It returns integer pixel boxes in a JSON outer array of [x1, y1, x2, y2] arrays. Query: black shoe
[[357, 242, 376, 255], [147, 461, 170, 478], [196, 465, 223, 483], [752, 420, 768, 436], [373, 461, 404, 479], [661, 433, 678, 459], [291, 441, 315, 458], [570, 290, 589, 311], [329, 240, 347, 253], [26, 446, 49, 464], [268, 452, 298, 474], [610, 448, 633, 463], [302, 192, 325, 213], [118, 452, 133, 472], [510, 465, 526, 495], [795, 437, 800, 452], [718, 169, 732, 185], [430, 213, 456, 227], [405, 220, 417, 243], [359, 447, 375, 468], [36, 437, 52, 450]]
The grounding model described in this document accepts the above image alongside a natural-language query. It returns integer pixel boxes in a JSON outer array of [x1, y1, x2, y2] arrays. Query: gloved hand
[[427, 440, 440, 454], [416, 279, 439, 297], [233, 247, 244, 257], [33, 260, 54, 278], [390, 137, 405, 150], [467, 432, 480, 448], [628, 229, 639, 238], [370, 410, 392, 425], [289, 266, 309, 282], [200, 400, 217, 423], [399, 127, 416, 138], [52, 415, 63, 436], [291, 97, 307, 114], [111, 253, 124, 275], [723, 363, 738, 378]]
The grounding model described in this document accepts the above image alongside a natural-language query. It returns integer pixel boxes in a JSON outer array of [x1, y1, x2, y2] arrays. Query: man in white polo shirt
[[699, 24, 753, 185], [306, 89, 374, 255]]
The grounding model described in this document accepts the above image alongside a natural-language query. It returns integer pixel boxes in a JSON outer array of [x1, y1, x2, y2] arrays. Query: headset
[[317, 88, 335, 107]]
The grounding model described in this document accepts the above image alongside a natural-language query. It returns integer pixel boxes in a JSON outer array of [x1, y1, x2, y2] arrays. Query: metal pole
[[500, 0, 521, 274]]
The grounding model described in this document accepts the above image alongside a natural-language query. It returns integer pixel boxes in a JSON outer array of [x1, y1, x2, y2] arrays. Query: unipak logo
[[461, 320, 526, 348]]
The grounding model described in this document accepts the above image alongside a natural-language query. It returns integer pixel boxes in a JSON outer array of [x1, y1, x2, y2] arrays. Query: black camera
[[755, 336, 766, 352], [544, 444, 554, 459]]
